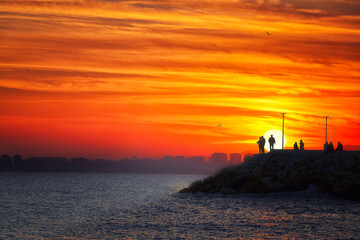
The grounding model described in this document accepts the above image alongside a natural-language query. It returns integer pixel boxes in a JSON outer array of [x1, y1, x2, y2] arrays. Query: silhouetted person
[[294, 142, 299, 150], [257, 137, 262, 154], [300, 140, 304, 150], [268, 135, 276, 151], [324, 142, 328, 151], [261, 136, 266, 153], [328, 142, 335, 152], [336, 141, 343, 151], [257, 136, 265, 154]]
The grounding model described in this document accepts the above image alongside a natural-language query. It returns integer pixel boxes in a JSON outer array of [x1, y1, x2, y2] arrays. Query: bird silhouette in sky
[[218, 124, 222, 127], [266, 31, 271, 36]]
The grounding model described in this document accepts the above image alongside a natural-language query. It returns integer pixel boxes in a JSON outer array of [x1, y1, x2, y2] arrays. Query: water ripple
[[1, 172, 359, 239]]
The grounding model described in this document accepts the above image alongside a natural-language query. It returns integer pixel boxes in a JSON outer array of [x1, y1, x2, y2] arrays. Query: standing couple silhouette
[[257, 135, 276, 154]]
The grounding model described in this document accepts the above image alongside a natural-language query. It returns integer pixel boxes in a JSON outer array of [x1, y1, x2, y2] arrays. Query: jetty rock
[[179, 150, 360, 200]]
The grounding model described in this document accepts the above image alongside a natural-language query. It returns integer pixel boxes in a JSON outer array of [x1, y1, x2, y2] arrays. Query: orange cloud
[[0, 0, 359, 158]]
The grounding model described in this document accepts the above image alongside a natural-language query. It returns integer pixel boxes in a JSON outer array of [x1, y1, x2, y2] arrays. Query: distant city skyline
[[0, 151, 248, 162], [0, 152, 246, 174]]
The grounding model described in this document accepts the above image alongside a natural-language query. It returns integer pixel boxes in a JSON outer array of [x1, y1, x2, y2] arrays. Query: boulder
[[276, 169, 287, 181], [180, 151, 360, 200], [343, 157, 356, 169], [252, 167, 262, 178]]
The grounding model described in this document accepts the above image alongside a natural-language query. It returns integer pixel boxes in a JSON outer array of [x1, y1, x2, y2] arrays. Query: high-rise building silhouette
[[230, 153, 242, 165], [0, 154, 12, 170], [13, 154, 22, 170], [210, 152, 227, 169]]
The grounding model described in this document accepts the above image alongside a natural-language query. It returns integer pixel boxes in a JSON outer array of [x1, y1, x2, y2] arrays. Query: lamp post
[[325, 116, 329, 144], [281, 113, 286, 149]]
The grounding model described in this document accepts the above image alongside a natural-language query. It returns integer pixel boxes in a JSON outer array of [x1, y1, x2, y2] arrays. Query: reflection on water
[[1, 172, 359, 239]]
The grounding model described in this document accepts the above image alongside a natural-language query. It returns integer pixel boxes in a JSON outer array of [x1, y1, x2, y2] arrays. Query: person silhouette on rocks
[[324, 142, 328, 151], [336, 141, 343, 151], [328, 142, 335, 152], [261, 136, 266, 154], [257, 137, 262, 154], [256, 136, 266, 154], [294, 142, 299, 150], [300, 140, 304, 150], [268, 135, 276, 151]]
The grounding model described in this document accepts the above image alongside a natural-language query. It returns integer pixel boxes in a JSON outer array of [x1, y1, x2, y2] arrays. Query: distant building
[[0, 154, 12, 170], [230, 153, 242, 165], [210, 152, 227, 162], [174, 156, 185, 161], [163, 156, 173, 162], [13, 154, 22, 170], [210, 152, 227, 169], [1, 154, 12, 161], [188, 156, 205, 162], [187, 156, 206, 171], [13, 154, 22, 161]]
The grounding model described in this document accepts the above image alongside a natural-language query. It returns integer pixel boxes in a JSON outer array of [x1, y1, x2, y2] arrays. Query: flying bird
[[218, 124, 222, 127], [266, 31, 271, 36]]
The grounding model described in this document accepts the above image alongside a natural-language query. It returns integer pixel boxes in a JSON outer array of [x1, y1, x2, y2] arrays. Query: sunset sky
[[0, 0, 359, 159]]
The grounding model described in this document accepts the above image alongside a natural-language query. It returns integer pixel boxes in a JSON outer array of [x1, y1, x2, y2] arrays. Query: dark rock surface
[[180, 150, 360, 200]]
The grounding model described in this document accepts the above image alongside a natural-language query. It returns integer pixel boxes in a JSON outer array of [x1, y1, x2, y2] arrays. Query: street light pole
[[281, 113, 286, 149], [325, 116, 329, 144]]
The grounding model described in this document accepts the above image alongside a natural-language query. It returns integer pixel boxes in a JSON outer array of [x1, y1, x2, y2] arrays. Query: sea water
[[0, 172, 359, 239]]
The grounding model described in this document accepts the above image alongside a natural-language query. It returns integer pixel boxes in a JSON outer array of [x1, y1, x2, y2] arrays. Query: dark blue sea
[[1, 172, 359, 239]]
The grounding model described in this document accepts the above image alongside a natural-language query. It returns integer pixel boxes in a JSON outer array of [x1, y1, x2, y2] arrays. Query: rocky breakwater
[[180, 150, 360, 200]]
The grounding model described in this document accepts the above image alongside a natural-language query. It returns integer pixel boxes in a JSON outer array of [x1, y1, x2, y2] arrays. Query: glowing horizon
[[0, 0, 359, 159]]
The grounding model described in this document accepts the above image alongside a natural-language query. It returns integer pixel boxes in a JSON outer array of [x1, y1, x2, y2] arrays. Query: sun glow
[[263, 129, 286, 152]]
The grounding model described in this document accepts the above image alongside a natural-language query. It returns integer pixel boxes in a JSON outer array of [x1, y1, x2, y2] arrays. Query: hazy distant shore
[[0, 153, 241, 175]]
